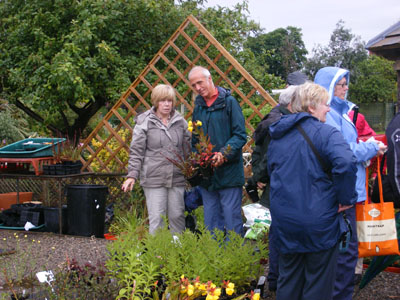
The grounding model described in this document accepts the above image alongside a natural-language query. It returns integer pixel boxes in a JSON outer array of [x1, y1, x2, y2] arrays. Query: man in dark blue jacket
[[188, 66, 247, 235]]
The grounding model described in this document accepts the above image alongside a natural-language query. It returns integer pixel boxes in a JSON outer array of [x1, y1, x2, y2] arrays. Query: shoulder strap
[[296, 124, 332, 179], [380, 152, 386, 174], [352, 106, 359, 125]]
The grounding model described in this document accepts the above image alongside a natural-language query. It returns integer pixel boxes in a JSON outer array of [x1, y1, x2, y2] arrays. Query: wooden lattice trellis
[[81, 15, 276, 173]]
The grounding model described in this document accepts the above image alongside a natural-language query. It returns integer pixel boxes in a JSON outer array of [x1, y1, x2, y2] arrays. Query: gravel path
[[1, 229, 399, 299]]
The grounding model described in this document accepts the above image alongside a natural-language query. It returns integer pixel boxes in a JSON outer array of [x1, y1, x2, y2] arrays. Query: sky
[[203, 0, 400, 54]]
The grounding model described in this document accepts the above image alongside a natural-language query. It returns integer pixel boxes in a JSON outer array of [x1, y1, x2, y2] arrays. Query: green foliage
[[0, 0, 195, 139], [349, 55, 397, 103], [0, 101, 31, 145], [106, 223, 267, 299], [305, 20, 368, 80], [246, 26, 308, 81], [0, 0, 282, 141]]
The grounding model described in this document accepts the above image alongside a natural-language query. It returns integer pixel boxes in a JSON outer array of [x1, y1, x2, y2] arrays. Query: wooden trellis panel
[[81, 15, 276, 173]]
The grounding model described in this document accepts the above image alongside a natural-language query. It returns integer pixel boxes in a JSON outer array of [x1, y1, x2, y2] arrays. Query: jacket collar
[[195, 86, 230, 110]]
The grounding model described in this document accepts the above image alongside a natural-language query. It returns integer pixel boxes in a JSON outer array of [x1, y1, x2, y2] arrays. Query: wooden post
[[394, 60, 400, 113]]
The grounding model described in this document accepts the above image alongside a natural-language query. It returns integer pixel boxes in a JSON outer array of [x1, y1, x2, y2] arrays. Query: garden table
[[0, 172, 94, 234], [0, 156, 54, 175]]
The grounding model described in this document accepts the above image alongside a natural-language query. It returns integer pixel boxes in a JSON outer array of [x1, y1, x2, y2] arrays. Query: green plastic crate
[[0, 138, 65, 158]]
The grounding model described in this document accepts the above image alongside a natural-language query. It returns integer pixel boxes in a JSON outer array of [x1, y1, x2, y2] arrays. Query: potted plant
[[43, 138, 83, 175], [165, 121, 230, 187]]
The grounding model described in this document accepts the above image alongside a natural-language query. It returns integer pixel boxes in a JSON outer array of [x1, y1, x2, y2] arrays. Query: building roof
[[366, 20, 400, 50]]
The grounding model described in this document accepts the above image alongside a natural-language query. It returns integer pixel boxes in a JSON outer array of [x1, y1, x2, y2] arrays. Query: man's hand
[[212, 152, 225, 167]]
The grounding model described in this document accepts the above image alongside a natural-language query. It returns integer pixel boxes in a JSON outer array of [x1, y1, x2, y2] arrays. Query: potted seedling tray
[[0, 138, 65, 158], [43, 161, 83, 175]]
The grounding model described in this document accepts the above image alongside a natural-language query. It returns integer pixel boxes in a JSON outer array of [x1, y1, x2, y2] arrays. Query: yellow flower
[[206, 294, 219, 300], [38, 241, 41, 243], [252, 292, 260, 300], [196, 120, 202, 126], [51, 247, 55, 250], [187, 284, 194, 296], [3, 238, 6, 241], [226, 283, 235, 296], [181, 274, 185, 280], [24, 235, 27, 238], [188, 121, 193, 127], [188, 126, 193, 132], [214, 288, 221, 296], [180, 285, 187, 294]]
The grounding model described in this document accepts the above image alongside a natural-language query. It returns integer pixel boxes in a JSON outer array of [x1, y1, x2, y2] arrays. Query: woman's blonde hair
[[151, 84, 176, 108], [291, 82, 329, 113]]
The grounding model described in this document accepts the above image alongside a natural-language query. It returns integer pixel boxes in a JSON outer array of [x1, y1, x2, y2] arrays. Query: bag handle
[[377, 156, 384, 204], [365, 167, 369, 203]]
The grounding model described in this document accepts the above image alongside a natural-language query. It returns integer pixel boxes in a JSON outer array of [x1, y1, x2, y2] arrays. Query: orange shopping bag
[[356, 156, 400, 257]]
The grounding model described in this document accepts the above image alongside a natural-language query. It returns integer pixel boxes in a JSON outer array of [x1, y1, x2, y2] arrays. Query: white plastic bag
[[242, 203, 271, 239]]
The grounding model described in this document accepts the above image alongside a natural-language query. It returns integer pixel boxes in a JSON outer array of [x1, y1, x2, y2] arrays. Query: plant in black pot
[[44, 138, 83, 175]]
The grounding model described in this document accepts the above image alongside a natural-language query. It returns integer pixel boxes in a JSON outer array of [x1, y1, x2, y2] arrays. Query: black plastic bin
[[66, 184, 108, 238], [43, 205, 68, 234]]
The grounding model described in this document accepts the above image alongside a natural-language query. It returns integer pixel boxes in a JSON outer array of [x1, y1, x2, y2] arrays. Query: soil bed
[[1, 229, 399, 299]]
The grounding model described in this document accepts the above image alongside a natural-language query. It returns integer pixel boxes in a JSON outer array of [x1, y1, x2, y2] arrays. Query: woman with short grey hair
[[122, 84, 191, 234]]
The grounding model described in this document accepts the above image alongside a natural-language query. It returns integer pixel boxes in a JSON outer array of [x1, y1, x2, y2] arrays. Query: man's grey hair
[[279, 85, 298, 106], [188, 66, 211, 79]]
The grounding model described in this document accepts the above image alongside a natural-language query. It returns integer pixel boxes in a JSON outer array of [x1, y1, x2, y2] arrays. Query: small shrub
[[106, 223, 268, 299]]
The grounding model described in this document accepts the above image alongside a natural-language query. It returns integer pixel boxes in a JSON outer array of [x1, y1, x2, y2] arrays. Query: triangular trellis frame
[[81, 15, 276, 173]]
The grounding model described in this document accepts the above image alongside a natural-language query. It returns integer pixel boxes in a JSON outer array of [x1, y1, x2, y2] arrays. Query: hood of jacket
[[314, 67, 349, 103], [269, 112, 314, 139], [314, 67, 356, 115]]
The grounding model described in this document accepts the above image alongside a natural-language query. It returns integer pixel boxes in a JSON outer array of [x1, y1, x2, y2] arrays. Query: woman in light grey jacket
[[122, 84, 191, 234]]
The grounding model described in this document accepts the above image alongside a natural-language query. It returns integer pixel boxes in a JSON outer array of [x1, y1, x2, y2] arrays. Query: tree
[[349, 55, 397, 103], [0, 0, 193, 140], [246, 26, 308, 81], [0, 0, 280, 141], [305, 20, 368, 80]]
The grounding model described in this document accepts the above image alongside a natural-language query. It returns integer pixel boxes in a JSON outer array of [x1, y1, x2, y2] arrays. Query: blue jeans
[[198, 186, 243, 235]]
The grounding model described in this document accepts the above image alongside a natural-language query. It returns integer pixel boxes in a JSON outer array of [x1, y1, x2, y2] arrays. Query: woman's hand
[[376, 143, 387, 156], [338, 204, 353, 213], [122, 178, 136, 192]]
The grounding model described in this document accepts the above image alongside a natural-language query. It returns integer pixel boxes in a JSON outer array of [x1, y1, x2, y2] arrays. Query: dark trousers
[[267, 224, 279, 290], [198, 186, 243, 235], [277, 243, 339, 300], [333, 206, 358, 300]]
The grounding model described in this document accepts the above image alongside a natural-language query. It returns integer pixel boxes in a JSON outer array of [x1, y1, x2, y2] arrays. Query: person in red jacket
[[348, 110, 376, 138]]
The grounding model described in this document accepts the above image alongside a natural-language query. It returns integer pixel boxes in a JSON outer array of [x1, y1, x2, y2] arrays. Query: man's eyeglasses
[[336, 82, 348, 88]]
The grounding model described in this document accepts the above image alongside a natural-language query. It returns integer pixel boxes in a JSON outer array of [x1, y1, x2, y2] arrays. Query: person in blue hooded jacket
[[268, 82, 357, 300], [188, 66, 247, 235], [314, 67, 386, 300]]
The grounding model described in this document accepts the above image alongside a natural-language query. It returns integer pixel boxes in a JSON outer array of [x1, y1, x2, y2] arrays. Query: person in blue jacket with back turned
[[268, 82, 358, 300], [314, 67, 386, 300], [188, 66, 247, 236]]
